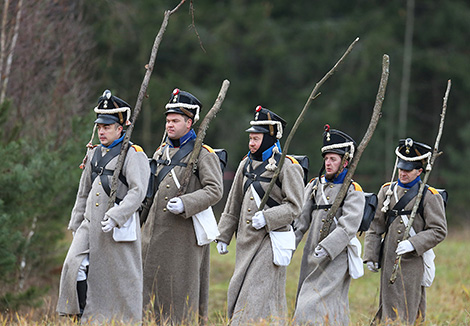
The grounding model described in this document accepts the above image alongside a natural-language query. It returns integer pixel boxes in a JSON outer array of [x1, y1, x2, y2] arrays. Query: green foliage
[[0, 286, 49, 311]]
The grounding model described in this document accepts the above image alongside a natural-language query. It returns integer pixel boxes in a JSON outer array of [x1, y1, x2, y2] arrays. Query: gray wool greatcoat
[[293, 176, 365, 326], [217, 155, 304, 326], [141, 142, 223, 325], [57, 144, 150, 324], [363, 181, 447, 324]]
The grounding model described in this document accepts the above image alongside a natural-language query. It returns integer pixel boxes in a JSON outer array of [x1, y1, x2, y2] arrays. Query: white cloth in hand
[[252, 211, 266, 230], [314, 245, 328, 258], [216, 241, 228, 255], [367, 261, 379, 272], [101, 218, 117, 233], [396, 239, 415, 255], [167, 197, 184, 214]]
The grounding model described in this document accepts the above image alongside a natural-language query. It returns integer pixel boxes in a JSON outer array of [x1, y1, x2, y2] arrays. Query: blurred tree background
[[1, 0, 469, 309]]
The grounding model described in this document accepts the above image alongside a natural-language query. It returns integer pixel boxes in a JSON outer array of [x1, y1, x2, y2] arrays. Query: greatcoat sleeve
[[217, 159, 247, 245], [294, 180, 316, 247], [105, 146, 150, 227], [407, 189, 447, 256], [263, 159, 304, 232], [179, 147, 223, 218], [68, 149, 94, 232], [319, 183, 365, 260]]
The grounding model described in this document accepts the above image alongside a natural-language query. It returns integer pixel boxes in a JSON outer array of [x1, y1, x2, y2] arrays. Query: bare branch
[[319, 54, 390, 242], [258, 37, 360, 211], [107, 0, 186, 209]]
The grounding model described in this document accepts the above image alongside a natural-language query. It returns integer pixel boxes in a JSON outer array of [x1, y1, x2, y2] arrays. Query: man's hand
[[314, 245, 328, 258], [252, 211, 266, 230], [167, 197, 184, 214], [101, 218, 117, 233], [366, 261, 379, 272], [216, 241, 228, 255], [396, 240, 414, 255]]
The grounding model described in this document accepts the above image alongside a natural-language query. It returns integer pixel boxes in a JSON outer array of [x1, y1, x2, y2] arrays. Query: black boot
[[76, 280, 87, 316]]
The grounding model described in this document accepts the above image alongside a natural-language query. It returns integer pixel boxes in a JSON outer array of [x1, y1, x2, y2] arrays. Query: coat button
[[166, 185, 170, 188], [397, 239, 401, 243], [330, 185, 333, 188], [248, 208, 251, 212], [324, 208, 328, 211], [96, 192, 100, 196], [165, 196, 168, 200], [322, 219, 325, 222], [169, 173, 172, 177], [398, 230, 402, 234], [95, 203, 99, 207], [246, 220, 251, 224], [99, 181, 102, 185], [326, 196, 330, 200], [400, 219, 404, 224], [250, 197, 254, 200], [163, 208, 167, 212]]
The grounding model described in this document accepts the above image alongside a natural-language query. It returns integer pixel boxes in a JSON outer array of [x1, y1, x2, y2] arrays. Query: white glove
[[216, 241, 228, 255], [101, 218, 117, 233], [396, 239, 415, 255], [314, 245, 328, 258], [367, 261, 379, 273], [252, 211, 266, 230], [167, 197, 184, 214]]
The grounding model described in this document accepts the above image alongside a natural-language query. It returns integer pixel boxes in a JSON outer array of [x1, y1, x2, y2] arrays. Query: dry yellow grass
[[1, 227, 469, 325]]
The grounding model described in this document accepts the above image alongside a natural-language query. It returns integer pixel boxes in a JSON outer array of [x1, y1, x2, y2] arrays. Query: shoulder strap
[[242, 154, 282, 208], [385, 181, 421, 229], [155, 139, 195, 190]]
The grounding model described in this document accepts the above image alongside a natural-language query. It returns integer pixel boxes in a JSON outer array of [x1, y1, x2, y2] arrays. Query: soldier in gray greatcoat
[[57, 90, 150, 324], [363, 138, 447, 324], [217, 106, 304, 326], [293, 126, 365, 326], [141, 89, 223, 325]]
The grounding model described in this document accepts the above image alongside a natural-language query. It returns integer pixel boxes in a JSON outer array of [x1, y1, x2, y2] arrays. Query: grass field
[[1, 227, 469, 325]]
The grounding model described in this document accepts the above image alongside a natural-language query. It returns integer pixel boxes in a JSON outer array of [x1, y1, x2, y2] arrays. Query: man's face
[[324, 153, 347, 179], [249, 133, 264, 154], [97, 123, 123, 147], [166, 113, 192, 140], [398, 168, 422, 184]]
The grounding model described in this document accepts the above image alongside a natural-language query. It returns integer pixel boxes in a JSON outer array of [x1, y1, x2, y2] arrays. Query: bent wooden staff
[[258, 37, 360, 211], [107, 1, 186, 210], [389, 79, 451, 284], [177, 79, 231, 196], [318, 54, 390, 242]]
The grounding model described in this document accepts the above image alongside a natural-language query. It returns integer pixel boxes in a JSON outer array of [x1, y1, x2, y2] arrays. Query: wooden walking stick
[[389, 79, 451, 284], [318, 54, 390, 242], [107, 0, 186, 210], [258, 37, 360, 211], [177, 79, 231, 196]]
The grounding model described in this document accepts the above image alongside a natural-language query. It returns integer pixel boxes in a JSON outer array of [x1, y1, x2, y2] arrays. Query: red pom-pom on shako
[[172, 88, 180, 95], [256, 105, 262, 112], [324, 124, 330, 132]]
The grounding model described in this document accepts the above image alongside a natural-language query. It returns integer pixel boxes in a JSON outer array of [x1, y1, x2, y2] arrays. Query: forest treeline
[[1, 0, 469, 309]]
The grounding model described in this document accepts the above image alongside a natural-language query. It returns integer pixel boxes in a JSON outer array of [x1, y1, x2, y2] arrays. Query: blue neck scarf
[[330, 168, 348, 184], [167, 129, 197, 148], [248, 140, 282, 162], [103, 132, 125, 149], [398, 175, 421, 189]]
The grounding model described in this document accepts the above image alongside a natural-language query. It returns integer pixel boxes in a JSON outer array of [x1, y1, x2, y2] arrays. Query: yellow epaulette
[[308, 177, 318, 185], [131, 144, 144, 152], [286, 155, 299, 164], [352, 181, 363, 192], [382, 182, 392, 189], [427, 186, 439, 195], [202, 144, 215, 153]]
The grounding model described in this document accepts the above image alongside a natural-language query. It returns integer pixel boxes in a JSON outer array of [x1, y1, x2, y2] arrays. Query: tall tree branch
[[107, 0, 186, 209], [258, 37, 360, 211], [319, 54, 390, 242]]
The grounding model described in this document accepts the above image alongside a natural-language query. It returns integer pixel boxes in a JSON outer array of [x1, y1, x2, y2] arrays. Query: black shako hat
[[245, 105, 286, 139], [396, 138, 431, 170], [321, 124, 356, 160], [165, 88, 202, 123], [94, 90, 131, 125]]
